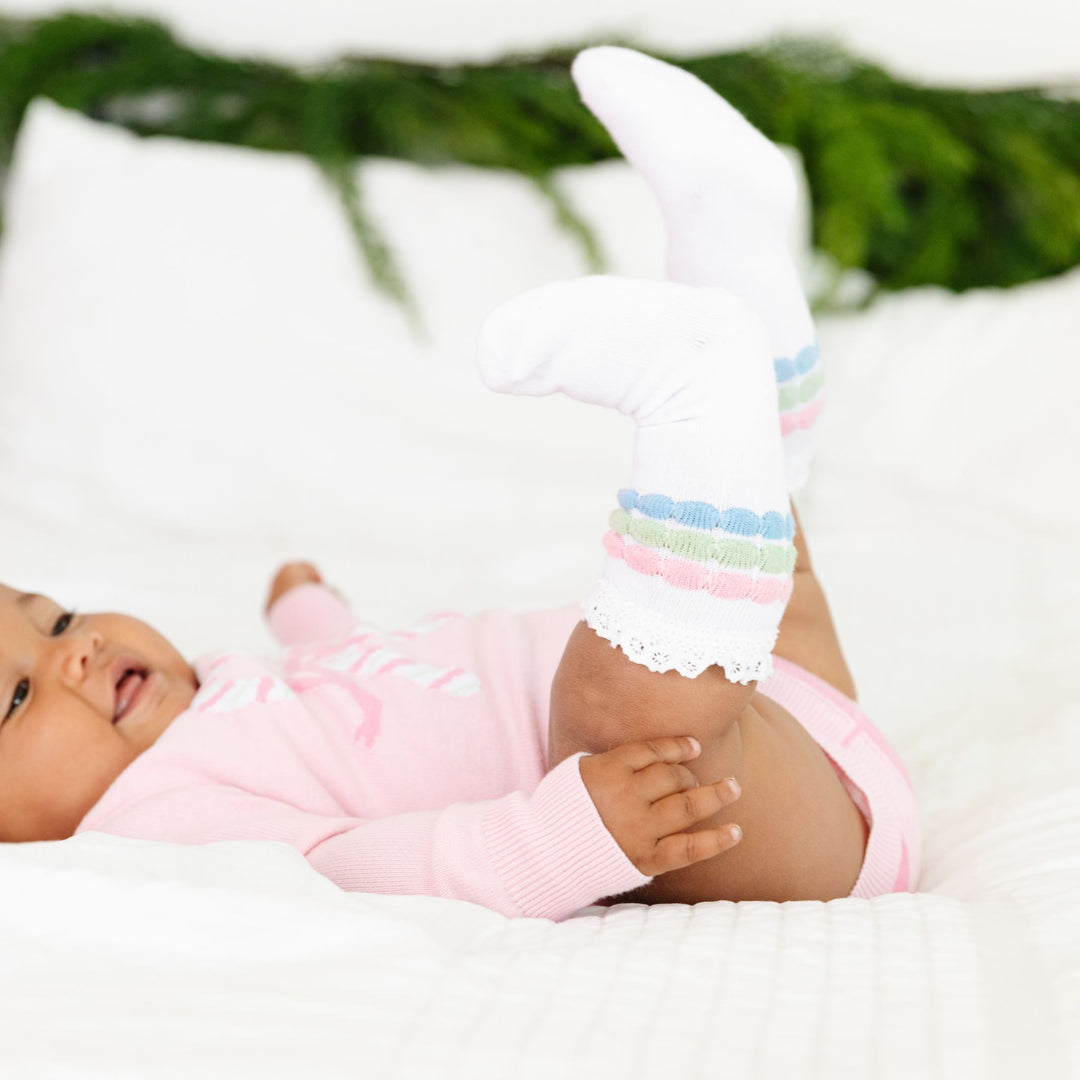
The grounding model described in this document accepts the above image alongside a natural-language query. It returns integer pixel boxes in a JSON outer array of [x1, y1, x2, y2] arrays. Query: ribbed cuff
[[481, 753, 652, 922]]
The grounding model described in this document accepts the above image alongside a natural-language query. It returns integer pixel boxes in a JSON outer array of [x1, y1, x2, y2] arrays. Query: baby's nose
[[58, 628, 105, 680]]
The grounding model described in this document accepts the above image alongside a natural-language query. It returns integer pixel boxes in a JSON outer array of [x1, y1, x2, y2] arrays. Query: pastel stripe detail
[[773, 340, 820, 384], [779, 395, 824, 436], [617, 489, 795, 541], [427, 666, 466, 692], [194, 681, 231, 712], [286, 637, 481, 698], [777, 368, 824, 411], [603, 531, 794, 604], [357, 648, 481, 697], [609, 509, 796, 574], [193, 675, 292, 714]]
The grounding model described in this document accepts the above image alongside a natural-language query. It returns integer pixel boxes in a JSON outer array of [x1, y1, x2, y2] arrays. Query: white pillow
[[0, 101, 651, 533], [0, 97, 812, 639], [0, 96, 1077, 734]]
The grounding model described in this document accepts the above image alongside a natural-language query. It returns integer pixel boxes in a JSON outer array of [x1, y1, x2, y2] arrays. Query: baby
[[0, 48, 919, 919]]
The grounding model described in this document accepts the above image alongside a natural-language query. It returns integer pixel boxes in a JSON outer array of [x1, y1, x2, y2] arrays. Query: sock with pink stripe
[[478, 275, 795, 683], [570, 45, 824, 492]]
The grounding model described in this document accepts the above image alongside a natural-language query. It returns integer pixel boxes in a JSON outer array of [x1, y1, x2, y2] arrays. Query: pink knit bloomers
[[757, 656, 922, 897]]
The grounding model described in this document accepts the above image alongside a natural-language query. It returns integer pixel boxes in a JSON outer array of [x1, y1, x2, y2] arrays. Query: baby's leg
[[571, 45, 855, 700], [773, 504, 857, 701], [542, 500, 857, 770], [570, 45, 824, 494], [479, 276, 794, 692], [478, 273, 796, 870], [476, 48, 867, 900], [546, 501, 855, 766], [479, 277, 869, 901]]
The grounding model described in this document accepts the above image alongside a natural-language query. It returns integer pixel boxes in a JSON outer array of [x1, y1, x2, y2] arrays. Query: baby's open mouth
[[113, 667, 149, 722]]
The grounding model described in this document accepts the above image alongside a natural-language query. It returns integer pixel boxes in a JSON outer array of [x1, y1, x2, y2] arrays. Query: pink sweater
[[75, 584, 653, 921]]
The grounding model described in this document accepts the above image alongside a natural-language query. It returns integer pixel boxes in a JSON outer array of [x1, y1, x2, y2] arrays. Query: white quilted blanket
[[0, 102, 1076, 1077]]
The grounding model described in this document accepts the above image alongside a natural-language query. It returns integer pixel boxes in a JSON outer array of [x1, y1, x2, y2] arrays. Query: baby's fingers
[[612, 735, 704, 773], [651, 776, 741, 840], [650, 819, 743, 876]]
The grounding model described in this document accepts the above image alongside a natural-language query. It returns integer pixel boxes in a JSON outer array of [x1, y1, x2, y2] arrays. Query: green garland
[[1, 12, 1079, 314]]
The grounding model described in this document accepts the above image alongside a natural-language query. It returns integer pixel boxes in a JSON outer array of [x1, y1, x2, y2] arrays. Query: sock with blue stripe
[[478, 275, 795, 683], [570, 45, 824, 492]]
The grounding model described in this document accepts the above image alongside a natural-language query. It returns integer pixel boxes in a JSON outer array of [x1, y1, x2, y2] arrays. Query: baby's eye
[[2, 612, 76, 722], [5, 679, 28, 720]]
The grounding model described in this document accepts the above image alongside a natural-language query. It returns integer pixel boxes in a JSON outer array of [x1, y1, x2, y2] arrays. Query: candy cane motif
[[193, 673, 292, 715], [287, 667, 384, 749], [284, 619, 481, 699]]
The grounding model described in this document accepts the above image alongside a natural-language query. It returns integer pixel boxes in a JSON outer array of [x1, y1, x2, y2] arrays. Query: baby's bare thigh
[[773, 568, 858, 702], [611, 700, 868, 905]]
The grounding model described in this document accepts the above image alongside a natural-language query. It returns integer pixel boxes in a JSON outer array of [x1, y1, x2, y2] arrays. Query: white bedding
[[0, 101, 1077, 1077]]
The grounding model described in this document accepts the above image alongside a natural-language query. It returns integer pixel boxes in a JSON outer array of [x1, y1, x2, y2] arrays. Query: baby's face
[[0, 584, 198, 842]]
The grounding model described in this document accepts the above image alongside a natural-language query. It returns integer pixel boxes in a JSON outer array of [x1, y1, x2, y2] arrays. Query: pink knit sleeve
[[305, 752, 652, 921], [80, 753, 651, 923], [266, 582, 361, 646]]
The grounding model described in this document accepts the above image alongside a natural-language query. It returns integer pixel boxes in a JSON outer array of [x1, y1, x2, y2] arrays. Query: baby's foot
[[478, 275, 794, 682], [477, 275, 775, 437], [572, 46, 798, 252], [571, 46, 822, 491]]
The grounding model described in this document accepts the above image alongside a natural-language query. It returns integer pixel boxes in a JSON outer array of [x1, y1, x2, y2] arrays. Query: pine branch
[[1, 13, 1078, 309]]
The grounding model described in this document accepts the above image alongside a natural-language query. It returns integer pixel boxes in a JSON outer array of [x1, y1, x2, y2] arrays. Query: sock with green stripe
[[478, 275, 795, 683], [570, 45, 824, 492]]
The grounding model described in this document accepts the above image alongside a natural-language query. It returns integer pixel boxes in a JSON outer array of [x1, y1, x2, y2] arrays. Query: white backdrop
[[1, 0, 1078, 86]]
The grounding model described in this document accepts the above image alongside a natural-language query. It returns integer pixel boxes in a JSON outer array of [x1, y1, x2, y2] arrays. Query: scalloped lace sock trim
[[583, 578, 776, 683]]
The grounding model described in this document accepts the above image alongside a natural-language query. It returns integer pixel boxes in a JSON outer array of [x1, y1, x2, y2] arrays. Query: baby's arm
[[78, 759, 649, 921], [306, 736, 739, 919], [265, 561, 324, 613], [264, 561, 360, 646]]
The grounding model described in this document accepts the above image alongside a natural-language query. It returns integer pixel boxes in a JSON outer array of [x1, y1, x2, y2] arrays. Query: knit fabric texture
[[76, 584, 651, 922]]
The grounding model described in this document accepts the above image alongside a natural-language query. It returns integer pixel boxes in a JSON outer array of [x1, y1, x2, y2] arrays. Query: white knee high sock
[[478, 276, 795, 683], [571, 46, 824, 492]]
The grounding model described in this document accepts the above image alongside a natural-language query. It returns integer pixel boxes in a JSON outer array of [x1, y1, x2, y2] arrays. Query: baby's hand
[[579, 736, 742, 876], [265, 561, 323, 614]]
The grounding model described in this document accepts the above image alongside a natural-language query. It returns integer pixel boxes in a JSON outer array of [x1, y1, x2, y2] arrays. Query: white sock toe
[[571, 46, 798, 246]]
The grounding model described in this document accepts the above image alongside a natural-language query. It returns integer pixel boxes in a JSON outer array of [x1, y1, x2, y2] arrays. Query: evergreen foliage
[[1, 13, 1078, 310]]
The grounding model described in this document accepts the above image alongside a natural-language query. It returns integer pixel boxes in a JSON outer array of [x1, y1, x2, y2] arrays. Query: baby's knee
[[547, 621, 754, 768]]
